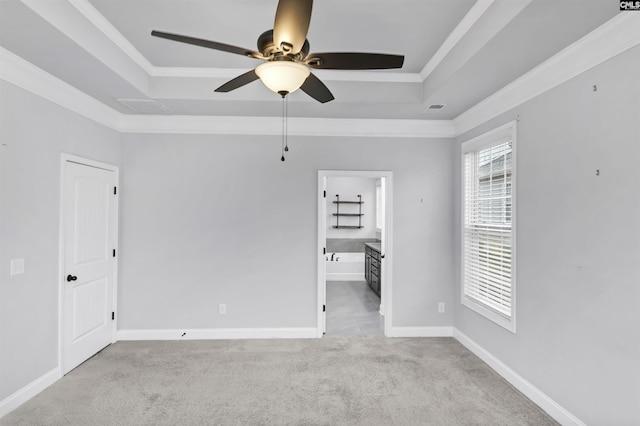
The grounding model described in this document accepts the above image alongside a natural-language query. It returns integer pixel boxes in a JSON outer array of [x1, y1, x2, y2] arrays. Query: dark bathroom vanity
[[364, 242, 382, 297]]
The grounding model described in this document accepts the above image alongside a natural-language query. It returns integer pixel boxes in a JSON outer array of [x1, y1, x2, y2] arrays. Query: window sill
[[461, 296, 516, 334]]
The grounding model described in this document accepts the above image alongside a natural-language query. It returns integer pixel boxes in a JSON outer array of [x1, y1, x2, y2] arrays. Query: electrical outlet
[[10, 258, 25, 276], [219, 304, 226, 315], [438, 302, 445, 314]]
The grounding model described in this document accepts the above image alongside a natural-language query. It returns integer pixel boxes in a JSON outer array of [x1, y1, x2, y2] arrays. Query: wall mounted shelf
[[332, 195, 364, 229]]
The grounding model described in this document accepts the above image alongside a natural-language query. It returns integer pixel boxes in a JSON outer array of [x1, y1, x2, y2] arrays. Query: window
[[461, 121, 516, 332]]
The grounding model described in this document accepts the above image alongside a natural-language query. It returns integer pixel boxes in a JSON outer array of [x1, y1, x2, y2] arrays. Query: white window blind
[[462, 123, 516, 331]]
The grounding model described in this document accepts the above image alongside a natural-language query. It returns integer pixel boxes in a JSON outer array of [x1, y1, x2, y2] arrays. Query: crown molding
[[454, 12, 640, 136], [419, 0, 494, 81], [1, 47, 452, 138], [68, 0, 155, 75], [21, 0, 150, 94], [4, 12, 637, 140], [0, 47, 121, 129], [119, 115, 456, 139]]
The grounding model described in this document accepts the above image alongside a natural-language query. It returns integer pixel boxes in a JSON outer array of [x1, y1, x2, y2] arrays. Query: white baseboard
[[452, 329, 586, 426], [0, 367, 61, 418], [388, 326, 454, 337], [117, 327, 318, 341], [326, 273, 365, 281]]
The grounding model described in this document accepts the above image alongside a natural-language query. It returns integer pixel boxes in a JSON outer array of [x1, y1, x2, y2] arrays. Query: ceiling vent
[[116, 99, 172, 114], [426, 104, 447, 111]]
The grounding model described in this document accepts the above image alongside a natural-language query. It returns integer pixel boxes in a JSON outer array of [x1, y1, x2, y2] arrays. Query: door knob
[[66, 274, 78, 282]]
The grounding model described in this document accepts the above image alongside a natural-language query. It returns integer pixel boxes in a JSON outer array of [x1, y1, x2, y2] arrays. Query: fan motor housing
[[258, 29, 309, 60]]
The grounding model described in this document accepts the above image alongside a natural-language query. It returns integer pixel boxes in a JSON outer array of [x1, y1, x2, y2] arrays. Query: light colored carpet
[[1, 337, 557, 425]]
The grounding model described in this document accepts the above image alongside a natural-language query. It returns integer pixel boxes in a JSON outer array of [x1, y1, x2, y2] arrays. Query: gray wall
[[118, 134, 455, 330], [4, 43, 633, 426], [453, 46, 640, 425], [326, 177, 377, 239], [0, 82, 122, 401]]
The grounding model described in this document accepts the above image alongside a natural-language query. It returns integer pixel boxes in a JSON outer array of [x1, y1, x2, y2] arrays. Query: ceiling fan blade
[[215, 70, 259, 93], [300, 72, 334, 103], [273, 0, 313, 54], [305, 52, 404, 70], [151, 30, 262, 59]]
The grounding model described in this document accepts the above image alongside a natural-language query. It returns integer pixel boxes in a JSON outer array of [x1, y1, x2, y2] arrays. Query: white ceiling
[[0, 0, 619, 120]]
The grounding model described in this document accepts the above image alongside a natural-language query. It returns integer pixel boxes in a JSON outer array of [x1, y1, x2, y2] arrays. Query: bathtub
[[326, 252, 365, 281]]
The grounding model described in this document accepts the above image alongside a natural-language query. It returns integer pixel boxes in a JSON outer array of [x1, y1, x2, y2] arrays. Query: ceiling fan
[[151, 0, 404, 103]]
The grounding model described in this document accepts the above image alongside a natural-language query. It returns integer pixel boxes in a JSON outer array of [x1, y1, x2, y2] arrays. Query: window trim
[[460, 121, 517, 333]]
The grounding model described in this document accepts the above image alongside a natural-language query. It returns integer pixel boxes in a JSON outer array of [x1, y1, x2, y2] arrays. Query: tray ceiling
[[0, 0, 619, 120]]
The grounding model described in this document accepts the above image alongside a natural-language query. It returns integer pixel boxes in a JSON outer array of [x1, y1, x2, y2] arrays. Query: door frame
[[58, 153, 119, 373], [317, 170, 393, 337]]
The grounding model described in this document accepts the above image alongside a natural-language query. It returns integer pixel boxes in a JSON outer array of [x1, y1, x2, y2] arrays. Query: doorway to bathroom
[[317, 170, 393, 337]]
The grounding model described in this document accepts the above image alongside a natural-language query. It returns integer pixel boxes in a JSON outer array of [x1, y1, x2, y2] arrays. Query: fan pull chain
[[284, 95, 289, 152], [281, 94, 286, 162]]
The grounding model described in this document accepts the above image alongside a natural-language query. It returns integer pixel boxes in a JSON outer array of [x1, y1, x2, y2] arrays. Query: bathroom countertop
[[365, 242, 381, 252]]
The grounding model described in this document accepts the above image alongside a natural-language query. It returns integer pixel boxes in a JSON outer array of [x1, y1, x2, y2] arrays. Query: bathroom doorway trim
[[317, 170, 393, 337]]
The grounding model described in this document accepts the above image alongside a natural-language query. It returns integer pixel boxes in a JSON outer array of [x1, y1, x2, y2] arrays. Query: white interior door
[[62, 159, 117, 374]]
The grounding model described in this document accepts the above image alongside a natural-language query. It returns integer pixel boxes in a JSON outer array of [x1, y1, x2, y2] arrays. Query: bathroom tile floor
[[325, 281, 384, 335]]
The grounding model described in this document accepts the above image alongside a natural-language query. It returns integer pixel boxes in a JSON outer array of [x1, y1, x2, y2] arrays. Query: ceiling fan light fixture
[[256, 61, 310, 95]]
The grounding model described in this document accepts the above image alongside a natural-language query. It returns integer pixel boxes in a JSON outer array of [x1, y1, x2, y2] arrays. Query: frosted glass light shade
[[256, 61, 310, 95]]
